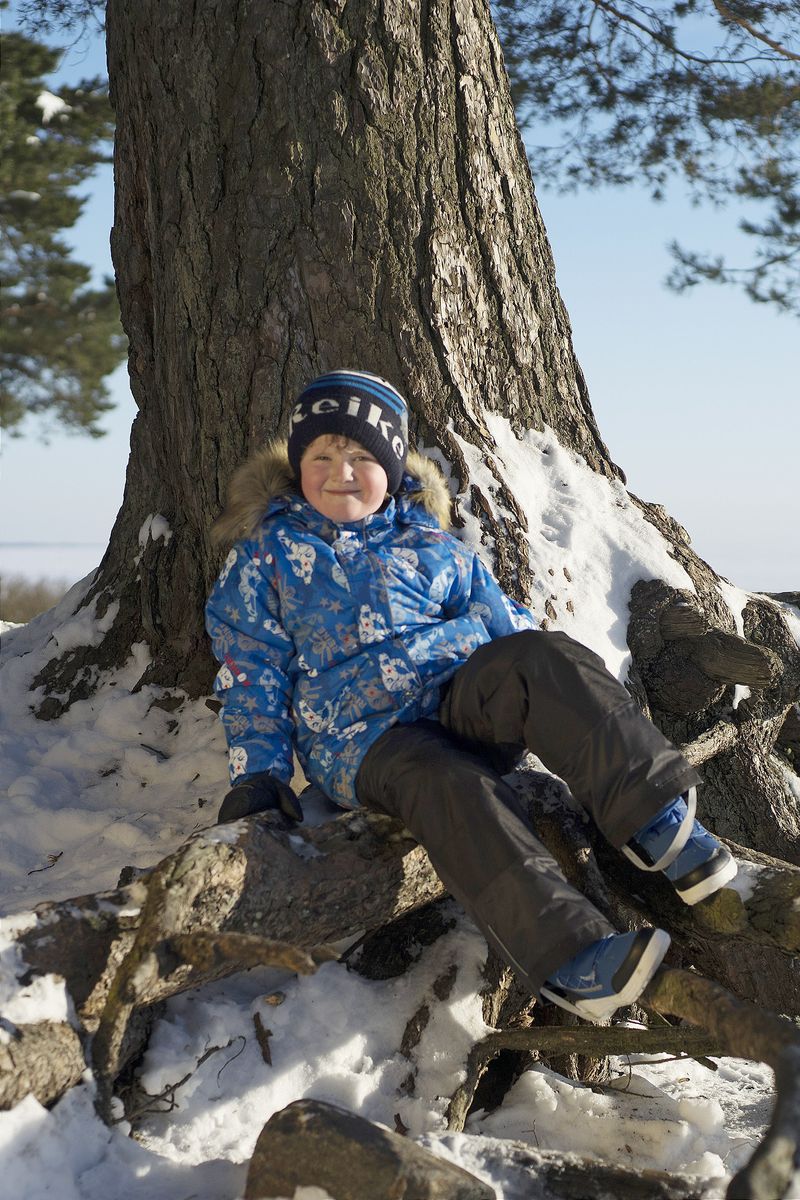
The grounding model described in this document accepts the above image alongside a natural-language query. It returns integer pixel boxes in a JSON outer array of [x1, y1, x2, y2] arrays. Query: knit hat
[[287, 370, 409, 494]]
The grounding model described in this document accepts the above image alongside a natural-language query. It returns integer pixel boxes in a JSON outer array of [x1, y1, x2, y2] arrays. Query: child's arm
[[447, 543, 539, 638], [205, 541, 296, 787]]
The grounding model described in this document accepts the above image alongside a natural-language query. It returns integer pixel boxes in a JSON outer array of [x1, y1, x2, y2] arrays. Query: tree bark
[[34, 0, 614, 712], [246, 1097, 716, 1200], [627, 572, 800, 864]]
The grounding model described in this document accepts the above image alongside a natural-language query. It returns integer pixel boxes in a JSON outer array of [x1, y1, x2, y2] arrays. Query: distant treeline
[[1, 575, 69, 624]]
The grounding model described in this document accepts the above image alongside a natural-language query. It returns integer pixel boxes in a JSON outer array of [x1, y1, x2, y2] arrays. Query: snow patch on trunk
[[449, 417, 693, 680]]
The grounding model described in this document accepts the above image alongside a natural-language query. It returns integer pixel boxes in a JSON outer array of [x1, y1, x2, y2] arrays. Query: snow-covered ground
[[1, 422, 795, 1199]]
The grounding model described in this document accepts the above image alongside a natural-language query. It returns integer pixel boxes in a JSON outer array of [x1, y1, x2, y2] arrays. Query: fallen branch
[[680, 720, 739, 767], [643, 968, 800, 1200], [446, 1025, 724, 1131], [4, 800, 799, 1126], [0, 1021, 86, 1109], [3, 810, 444, 1112], [248, 1096, 715, 1199]]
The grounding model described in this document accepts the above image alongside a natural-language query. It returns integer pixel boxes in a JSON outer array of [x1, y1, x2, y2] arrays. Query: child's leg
[[355, 718, 617, 997], [439, 630, 699, 849]]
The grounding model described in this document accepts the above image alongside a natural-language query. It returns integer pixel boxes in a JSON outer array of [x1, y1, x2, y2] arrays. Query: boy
[[206, 370, 736, 1023]]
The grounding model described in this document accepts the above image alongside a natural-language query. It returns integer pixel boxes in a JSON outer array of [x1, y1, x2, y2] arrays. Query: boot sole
[[674, 848, 738, 905], [539, 929, 671, 1024]]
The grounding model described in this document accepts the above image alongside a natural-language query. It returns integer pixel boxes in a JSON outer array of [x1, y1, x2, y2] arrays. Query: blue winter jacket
[[205, 443, 538, 808]]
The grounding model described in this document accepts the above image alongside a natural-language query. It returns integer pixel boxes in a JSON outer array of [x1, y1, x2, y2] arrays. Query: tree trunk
[[626, 551, 800, 863], [34, 0, 614, 713]]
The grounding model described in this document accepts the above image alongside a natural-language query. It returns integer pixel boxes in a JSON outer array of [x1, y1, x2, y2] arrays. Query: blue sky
[[2, 10, 797, 592]]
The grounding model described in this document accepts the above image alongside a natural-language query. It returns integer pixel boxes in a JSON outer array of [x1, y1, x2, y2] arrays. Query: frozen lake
[[0, 543, 104, 586]]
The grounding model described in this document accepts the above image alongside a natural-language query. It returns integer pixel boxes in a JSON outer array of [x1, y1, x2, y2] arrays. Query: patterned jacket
[[205, 442, 538, 808]]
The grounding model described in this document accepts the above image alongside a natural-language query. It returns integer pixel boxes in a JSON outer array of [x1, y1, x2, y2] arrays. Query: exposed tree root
[[446, 1025, 725, 1132], [643, 968, 800, 1200], [3, 799, 798, 1200]]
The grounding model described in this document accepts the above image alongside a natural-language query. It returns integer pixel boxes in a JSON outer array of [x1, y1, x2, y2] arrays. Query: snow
[[134, 516, 173, 567], [449, 417, 693, 680], [0, 422, 789, 1199], [0, 916, 779, 1199], [7, 189, 42, 203], [0, 580, 228, 911], [726, 858, 766, 903], [0, 914, 72, 1031], [137, 514, 173, 550], [776, 595, 800, 652]]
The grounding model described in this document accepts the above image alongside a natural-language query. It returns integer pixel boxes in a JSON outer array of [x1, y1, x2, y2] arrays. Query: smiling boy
[[206, 370, 736, 1023], [298, 437, 390, 524]]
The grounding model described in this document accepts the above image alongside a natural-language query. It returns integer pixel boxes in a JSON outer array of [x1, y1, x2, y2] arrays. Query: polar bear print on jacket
[[219, 548, 238, 587], [229, 746, 249, 777], [277, 530, 316, 584], [379, 654, 416, 693], [358, 605, 391, 645], [297, 697, 336, 733], [468, 600, 493, 625], [392, 548, 420, 579], [216, 664, 235, 690], [428, 567, 452, 604], [262, 614, 291, 642], [330, 561, 350, 591], [216, 662, 249, 689], [238, 558, 263, 621]]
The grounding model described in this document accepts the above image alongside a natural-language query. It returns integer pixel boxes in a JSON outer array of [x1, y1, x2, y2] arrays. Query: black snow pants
[[355, 630, 700, 995]]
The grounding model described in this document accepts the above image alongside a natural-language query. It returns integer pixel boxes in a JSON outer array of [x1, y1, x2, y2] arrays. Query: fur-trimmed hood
[[211, 440, 452, 546]]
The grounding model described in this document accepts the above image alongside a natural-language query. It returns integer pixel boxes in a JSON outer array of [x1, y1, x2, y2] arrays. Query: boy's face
[[300, 435, 389, 523]]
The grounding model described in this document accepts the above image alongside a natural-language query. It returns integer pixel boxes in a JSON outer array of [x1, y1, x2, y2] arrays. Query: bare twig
[[115, 1039, 236, 1123], [27, 852, 63, 875], [253, 1013, 273, 1066]]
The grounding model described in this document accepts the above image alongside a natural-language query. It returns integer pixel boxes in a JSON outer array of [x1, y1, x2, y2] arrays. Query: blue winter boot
[[623, 787, 737, 905], [540, 928, 671, 1023]]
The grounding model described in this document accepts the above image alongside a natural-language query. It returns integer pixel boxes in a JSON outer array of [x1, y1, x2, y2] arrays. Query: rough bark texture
[[445, 1026, 725, 1134], [2, 809, 445, 1112], [246, 1098, 497, 1199], [246, 1097, 716, 1199], [34, 0, 614, 712], [642, 969, 800, 1200], [626, 571, 800, 864]]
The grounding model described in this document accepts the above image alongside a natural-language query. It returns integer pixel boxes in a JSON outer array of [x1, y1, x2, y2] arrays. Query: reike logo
[[290, 394, 406, 461]]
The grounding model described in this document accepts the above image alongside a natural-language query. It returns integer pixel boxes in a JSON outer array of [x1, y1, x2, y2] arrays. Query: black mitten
[[217, 772, 303, 824]]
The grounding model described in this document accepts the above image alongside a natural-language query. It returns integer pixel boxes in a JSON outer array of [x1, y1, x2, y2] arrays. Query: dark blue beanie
[[288, 370, 409, 494]]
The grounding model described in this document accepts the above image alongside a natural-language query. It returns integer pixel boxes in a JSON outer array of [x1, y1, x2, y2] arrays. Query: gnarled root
[[643, 967, 800, 1200]]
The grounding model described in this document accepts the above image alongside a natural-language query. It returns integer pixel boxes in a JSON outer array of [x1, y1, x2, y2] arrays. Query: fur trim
[[406, 450, 453, 531], [211, 441, 452, 546]]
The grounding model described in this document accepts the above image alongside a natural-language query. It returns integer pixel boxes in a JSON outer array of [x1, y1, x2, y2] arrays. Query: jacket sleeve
[[446, 541, 539, 638], [205, 540, 296, 786]]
